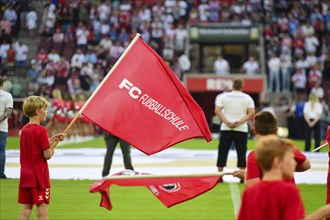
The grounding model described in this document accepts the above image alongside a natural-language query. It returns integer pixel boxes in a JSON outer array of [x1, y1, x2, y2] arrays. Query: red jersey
[[246, 147, 307, 183], [238, 180, 305, 220], [19, 124, 50, 189]]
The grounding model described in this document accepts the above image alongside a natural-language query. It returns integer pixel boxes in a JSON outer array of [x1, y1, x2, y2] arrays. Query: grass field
[[5, 136, 329, 152], [0, 179, 326, 220], [2, 136, 328, 219]]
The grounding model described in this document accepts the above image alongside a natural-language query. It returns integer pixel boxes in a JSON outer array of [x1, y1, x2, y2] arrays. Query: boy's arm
[[294, 148, 311, 172], [295, 159, 311, 172], [245, 151, 261, 187], [49, 133, 66, 146], [304, 204, 330, 220], [43, 148, 54, 160]]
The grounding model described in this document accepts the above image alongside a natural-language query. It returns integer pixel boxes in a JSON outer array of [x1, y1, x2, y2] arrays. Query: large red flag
[[90, 170, 221, 210], [81, 35, 211, 155]]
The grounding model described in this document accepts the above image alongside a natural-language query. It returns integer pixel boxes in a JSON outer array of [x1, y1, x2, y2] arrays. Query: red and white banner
[[90, 170, 221, 210], [81, 36, 211, 155]]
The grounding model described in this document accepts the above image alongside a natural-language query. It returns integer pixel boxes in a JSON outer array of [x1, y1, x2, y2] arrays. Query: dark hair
[[232, 78, 243, 90], [254, 111, 277, 135]]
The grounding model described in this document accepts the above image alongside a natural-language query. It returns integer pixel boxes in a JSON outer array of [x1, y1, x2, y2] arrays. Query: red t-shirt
[[238, 180, 305, 220], [19, 124, 50, 189], [246, 147, 307, 183]]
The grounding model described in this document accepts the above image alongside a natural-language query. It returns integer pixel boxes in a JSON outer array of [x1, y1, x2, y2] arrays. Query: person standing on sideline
[[215, 77, 255, 182], [268, 52, 281, 93], [0, 76, 13, 179], [303, 92, 322, 152], [18, 96, 66, 219], [102, 132, 134, 177]]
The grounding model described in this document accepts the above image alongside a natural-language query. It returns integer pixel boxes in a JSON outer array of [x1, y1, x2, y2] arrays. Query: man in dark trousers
[[102, 132, 134, 177]]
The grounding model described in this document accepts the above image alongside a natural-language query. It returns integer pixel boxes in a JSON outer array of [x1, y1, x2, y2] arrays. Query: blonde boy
[[238, 135, 330, 220], [18, 96, 65, 220]]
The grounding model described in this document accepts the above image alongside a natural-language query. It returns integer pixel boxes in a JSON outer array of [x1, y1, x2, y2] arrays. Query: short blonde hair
[[23, 96, 50, 117], [255, 135, 294, 172]]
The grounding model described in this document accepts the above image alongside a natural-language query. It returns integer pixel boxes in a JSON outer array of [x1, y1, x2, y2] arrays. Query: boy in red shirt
[[18, 96, 66, 220], [242, 111, 310, 186], [238, 135, 330, 220]]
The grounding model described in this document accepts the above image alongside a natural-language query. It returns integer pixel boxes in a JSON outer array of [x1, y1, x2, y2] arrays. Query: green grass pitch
[[1, 137, 328, 219]]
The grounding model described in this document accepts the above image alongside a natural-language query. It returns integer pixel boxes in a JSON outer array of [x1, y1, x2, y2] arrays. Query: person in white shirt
[[177, 51, 191, 81], [215, 78, 255, 182], [242, 56, 259, 75], [26, 7, 38, 39], [303, 92, 322, 152], [214, 55, 230, 75], [14, 41, 29, 68], [174, 23, 188, 52], [280, 57, 292, 92], [267, 52, 281, 93], [304, 34, 319, 54], [291, 68, 307, 95], [76, 23, 90, 49], [0, 76, 13, 179]]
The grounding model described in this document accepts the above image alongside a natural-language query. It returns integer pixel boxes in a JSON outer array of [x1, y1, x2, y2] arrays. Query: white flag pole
[[312, 142, 329, 152], [103, 172, 233, 180]]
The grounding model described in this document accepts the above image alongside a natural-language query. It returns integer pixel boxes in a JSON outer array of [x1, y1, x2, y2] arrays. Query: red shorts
[[18, 187, 50, 205]]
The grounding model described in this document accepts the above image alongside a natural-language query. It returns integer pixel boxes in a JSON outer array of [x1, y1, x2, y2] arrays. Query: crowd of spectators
[[0, 0, 329, 97], [0, 0, 329, 138]]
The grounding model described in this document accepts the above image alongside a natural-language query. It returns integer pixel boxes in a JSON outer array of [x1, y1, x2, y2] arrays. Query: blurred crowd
[[0, 0, 329, 139]]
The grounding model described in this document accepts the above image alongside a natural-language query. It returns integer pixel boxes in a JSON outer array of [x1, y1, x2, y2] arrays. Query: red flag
[[90, 170, 221, 210], [81, 35, 211, 155]]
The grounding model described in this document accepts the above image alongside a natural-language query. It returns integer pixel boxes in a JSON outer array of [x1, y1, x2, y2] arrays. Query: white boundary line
[[229, 183, 241, 217]]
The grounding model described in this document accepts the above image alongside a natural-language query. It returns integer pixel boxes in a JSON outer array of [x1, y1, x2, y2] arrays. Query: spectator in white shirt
[[26, 6, 38, 39], [280, 57, 293, 92], [214, 55, 230, 75], [304, 34, 319, 54], [76, 23, 90, 49], [241, 56, 259, 75], [267, 52, 281, 93], [71, 49, 86, 69], [291, 67, 307, 95], [174, 23, 188, 52], [47, 49, 61, 63], [14, 41, 29, 68]]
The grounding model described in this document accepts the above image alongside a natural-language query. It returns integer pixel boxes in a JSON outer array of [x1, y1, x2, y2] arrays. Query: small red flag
[[81, 36, 211, 155], [90, 170, 221, 210]]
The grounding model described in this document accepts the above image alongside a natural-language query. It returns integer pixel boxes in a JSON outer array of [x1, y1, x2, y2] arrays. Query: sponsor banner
[[184, 74, 265, 93]]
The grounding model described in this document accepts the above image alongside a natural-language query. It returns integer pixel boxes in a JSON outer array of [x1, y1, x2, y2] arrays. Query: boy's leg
[[19, 204, 33, 220], [36, 203, 48, 220]]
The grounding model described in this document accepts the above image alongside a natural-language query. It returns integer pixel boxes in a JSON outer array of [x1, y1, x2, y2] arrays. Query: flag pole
[[312, 142, 329, 152], [103, 172, 234, 180], [51, 33, 142, 150]]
